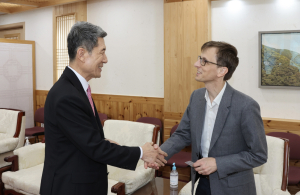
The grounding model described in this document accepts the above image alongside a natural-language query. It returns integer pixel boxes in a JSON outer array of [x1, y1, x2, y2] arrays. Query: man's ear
[[77, 48, 85, 63], [218, 67, 228, 78]]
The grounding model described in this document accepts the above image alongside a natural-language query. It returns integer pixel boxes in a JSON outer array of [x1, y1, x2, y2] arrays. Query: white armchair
[[1, 120, 160, 195], [179, 136, 290, 195], [0, 108, 26, 195], [102, 120, 160, 195], [1, 142, 45, 195], [0, 108, 26, 169]]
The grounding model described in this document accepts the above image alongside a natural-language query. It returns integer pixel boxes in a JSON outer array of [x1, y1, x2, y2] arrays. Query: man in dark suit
[[146, 41, 268, 195], [40, 22, 167, 195]]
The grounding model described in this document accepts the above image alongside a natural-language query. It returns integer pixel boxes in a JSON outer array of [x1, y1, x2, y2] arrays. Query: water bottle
[[25, 137, 31, 146], [170, 162, 178, 189], [170, 187, 178, 195]]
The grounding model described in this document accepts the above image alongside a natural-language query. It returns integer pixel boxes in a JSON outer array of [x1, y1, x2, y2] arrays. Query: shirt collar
[[204, 82, 227, 107], [68, 66, 89, 95]]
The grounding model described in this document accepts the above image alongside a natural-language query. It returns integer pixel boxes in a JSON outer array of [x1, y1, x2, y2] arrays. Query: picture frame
[[258, 30, 300, 89]]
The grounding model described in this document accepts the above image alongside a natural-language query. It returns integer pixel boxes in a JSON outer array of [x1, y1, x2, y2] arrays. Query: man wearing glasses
[[147, 41, 268, 195]]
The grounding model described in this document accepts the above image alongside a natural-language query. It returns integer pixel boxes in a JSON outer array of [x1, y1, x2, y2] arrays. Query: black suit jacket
[[40, 67, 140, 195]]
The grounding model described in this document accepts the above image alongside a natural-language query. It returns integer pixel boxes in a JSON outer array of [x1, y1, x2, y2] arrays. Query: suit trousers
[[196, 174, 211, 195]]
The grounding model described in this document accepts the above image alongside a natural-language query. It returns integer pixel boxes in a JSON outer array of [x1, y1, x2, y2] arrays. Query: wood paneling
[[93, 94, 164, 122], [164, 118, 180, 141], [35, 90, 164, 123], [164, 0, 209, 115], [263, 117, 300, 136], [163, 0, 209, 151], [35, 90, 48, 109]]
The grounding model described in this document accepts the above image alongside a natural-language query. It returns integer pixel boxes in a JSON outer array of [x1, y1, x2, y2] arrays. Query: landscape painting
[[259, 31, 300, 88]]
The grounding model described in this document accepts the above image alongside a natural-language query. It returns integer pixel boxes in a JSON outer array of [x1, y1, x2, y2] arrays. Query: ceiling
[[0, 0, 86, 15]]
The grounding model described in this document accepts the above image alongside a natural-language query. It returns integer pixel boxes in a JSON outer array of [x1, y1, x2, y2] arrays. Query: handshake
[[105, 139, 167, 170], [141, 142, 168, 170]]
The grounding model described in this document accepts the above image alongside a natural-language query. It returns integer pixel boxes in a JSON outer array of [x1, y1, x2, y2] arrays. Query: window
[[55, 14, 75, 81]]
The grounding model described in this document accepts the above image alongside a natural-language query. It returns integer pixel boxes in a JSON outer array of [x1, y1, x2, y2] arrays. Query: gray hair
[[67, 21, 107, 61]]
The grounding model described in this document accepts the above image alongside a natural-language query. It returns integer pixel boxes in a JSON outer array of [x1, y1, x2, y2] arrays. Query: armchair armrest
[[111, 164, 155, 194], [111, 182, 125, 195], [152, 125, 160, 144], [12, 143, 45, 170], [0, 165, 13, 195], [4, 155, 18, 171]]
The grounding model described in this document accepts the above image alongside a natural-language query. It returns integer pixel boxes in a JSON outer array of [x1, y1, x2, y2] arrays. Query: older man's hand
[[144, 144, 167, 170], [141, 143, 168, 167]]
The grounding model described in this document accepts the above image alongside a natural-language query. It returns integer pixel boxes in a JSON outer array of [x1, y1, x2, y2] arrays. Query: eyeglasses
[[198, 56, 223, 67]]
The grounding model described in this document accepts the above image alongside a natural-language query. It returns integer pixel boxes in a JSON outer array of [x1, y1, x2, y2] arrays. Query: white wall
[[0, 0, 164, 98], [211, 0, 300, 120], [0, 7, 53, 90], [1, 0, 299, 119], [87, 0, 164, 97]]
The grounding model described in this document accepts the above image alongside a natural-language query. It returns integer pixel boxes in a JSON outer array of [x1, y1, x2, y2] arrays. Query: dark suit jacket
[[160, 83, 268, 195], [40, 67, 140, 195]]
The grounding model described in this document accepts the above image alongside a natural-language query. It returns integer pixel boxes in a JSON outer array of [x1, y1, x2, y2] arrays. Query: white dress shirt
[[67, 66, 143, 159], [68, 66, 89, 95], [201, 82, 227, 158]]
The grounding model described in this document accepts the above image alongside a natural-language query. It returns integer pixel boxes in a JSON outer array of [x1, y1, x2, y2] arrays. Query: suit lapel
[[196, 91, 207, 156], [208, 83, 233, 154], [63, 67, 100, 127]]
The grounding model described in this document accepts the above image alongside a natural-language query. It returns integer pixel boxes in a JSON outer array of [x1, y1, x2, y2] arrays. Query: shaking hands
[[141, 142, 167, 170]]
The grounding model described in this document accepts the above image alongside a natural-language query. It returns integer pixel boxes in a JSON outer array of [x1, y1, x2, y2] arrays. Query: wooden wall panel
[[263, 118, 300, 136], [36, 90, 48, 109], [164, 0, 208, 137], [164, 0, 208, 115], [35, 90, 164, 123]]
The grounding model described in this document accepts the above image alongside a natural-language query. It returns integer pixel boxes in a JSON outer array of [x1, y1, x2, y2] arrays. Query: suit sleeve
[[160, 91, 194, 160], [215, 100, 268, 179], [56, 95, 140, 170]]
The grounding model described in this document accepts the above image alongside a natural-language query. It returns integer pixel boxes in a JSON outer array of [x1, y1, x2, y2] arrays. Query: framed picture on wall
[[259, 30, 300, 89]]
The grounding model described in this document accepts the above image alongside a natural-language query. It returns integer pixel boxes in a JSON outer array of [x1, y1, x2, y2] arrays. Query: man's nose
[[194, 60, 200, 67], [103, 53, 108, 63]]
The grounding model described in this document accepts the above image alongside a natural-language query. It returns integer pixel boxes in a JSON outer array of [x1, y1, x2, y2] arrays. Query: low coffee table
[[132, 177, 188, 195]]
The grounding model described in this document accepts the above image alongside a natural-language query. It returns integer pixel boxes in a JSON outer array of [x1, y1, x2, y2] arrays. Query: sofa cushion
[[0, 109, 19, 137], [2, 163, 44, 195], [108, 163, 154, 194], [103, 120, 155, 147], [0, 134, 19, 153]]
